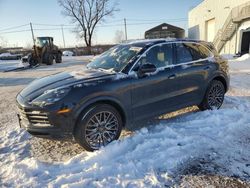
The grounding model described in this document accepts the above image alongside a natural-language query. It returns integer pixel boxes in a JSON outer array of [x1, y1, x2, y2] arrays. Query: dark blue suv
[[17, 39, 229, 151]]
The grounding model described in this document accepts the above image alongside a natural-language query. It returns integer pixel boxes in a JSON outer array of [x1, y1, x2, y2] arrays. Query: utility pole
[[124, 18, 128, 41], [30, 22, 35, 47], [61, 25, 66, 48], [30, 22, 37, 56]]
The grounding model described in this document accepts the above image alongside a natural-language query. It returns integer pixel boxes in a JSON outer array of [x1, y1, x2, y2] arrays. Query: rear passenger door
[[170, 42, 214, 106]]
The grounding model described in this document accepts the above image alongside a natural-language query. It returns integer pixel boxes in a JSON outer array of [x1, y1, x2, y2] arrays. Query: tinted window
[[197, 44, 212, 58], [176, 43, 212, 64], [135, 44, 173, 69], [176, 43, 193, 64]]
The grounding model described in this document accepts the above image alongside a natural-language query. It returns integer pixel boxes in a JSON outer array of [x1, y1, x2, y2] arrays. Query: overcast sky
[[0, 0, 202, 48]]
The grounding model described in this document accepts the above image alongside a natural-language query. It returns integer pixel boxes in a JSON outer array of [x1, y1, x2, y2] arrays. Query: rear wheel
[[198, 80, 225, 110], [75, 104, 123, 151]]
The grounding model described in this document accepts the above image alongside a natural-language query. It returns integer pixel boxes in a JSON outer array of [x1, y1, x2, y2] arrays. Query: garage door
[[206, 18, 215, 42]]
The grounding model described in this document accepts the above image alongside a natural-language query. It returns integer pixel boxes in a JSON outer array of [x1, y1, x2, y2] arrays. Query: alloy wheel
[[207, 83, 224, 109], [85, 111, 119, 149]]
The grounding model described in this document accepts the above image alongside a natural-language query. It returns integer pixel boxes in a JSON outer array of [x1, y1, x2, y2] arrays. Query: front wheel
[[75, 104, 123, 151], [55, 53, 62, 63], [199, 80, 225, 110]]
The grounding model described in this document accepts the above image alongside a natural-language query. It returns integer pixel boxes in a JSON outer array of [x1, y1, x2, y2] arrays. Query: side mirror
[[138, 63, 157, 78]]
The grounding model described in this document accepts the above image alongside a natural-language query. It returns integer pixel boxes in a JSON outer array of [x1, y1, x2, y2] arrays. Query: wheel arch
[[211, 75, 228, 91], [73, 97, 127, 134]]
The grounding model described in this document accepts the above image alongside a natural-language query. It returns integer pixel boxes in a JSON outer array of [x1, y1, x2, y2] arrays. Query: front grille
[[19, 108, 51, 127]]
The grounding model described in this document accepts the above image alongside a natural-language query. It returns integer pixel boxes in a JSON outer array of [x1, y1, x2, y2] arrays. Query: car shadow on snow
[[125, 106, 200, 132]]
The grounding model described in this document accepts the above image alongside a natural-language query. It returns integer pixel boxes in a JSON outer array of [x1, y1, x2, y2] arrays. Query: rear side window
[[176, 43, 193, 64], [197, 44, 212, 58], [175, 42, 212, 64]]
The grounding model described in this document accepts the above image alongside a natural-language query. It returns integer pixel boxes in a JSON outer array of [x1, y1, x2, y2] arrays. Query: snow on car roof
[[124, 38, 207, 47]]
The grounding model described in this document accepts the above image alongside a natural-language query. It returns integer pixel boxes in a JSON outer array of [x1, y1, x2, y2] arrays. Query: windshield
[[35, 38, 50, 47], [87, 44, 143, 72]]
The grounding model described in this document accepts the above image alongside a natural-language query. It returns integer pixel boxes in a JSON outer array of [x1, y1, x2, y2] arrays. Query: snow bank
[[221, 53, 250, 62], [1, 97, 250, 187], [235, 54, 250, 62], [0, 53, 12, 57], [0, 60, 24, 72], [228, 54, 250, 74], [63, 51, 74, 56], [221, 54, 235, 60]]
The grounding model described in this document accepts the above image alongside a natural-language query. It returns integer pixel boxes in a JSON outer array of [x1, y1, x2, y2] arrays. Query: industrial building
[[145, 23, 185, 39], [189, 0, 250, 55]]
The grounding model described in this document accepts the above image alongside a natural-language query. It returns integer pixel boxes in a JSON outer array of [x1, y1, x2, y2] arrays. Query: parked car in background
[[16, 39, 229, 151], [63, 50, 74, 56], [0, 53, 22, 60]]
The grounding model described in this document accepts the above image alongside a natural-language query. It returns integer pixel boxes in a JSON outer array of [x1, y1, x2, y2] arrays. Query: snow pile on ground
[[0, 56, 93, 72], [63, 51, 74, 56], [1, 97, 250, 187], [0, 60, 26, 72], [235, 54, 250, 62], [0, 55, 250, 187], [221, 54, 235, 60]]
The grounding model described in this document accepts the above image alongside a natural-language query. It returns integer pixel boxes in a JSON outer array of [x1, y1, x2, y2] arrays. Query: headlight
[[31, 87, 71, 106]]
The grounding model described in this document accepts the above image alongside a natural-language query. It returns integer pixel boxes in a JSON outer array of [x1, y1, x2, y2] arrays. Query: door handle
[[204, 66, 211, 70], [168, 74, 176, 79]]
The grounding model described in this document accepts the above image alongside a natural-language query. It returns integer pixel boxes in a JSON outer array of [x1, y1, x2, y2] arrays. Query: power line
[[0, 24, 29, 32], [0, 18, 187, 35], [126, 18, 187, 22], [0, 29, 30, 35], [32, 23, 74, 27]]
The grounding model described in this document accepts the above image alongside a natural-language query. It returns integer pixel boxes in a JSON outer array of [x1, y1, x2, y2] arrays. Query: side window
[[176, 43, 193, 64], [175, 43, 212, 64], [197, 44, 212, 58], [134, 44, 173, 70], [184, 43, 205, 61], [162, 44, 174, 66]]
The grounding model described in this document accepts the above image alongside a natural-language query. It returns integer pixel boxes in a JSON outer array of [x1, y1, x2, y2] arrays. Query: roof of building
[[145, 23, 185, 34]]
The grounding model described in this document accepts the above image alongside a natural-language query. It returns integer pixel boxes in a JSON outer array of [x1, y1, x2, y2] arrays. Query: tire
[[198, 80, 225, 111], [55, 53, 62, 63], [27, 55, 38, 67], [75, 104, 123, 151], [43, 53, 53, 65]]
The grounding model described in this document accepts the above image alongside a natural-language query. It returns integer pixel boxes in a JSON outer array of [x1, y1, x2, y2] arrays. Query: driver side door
[[131, 44, 178, 121]]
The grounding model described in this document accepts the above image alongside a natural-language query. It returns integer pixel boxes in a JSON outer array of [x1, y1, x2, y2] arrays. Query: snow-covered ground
[[0, 56, 93, 72], [0, 55, 250, 187]]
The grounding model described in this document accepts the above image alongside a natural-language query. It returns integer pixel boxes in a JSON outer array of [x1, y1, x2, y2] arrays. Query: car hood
[[19, 68, 116, 101]]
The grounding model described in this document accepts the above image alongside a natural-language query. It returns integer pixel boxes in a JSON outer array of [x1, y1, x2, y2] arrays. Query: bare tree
[[58, 0, 118, 53], [113, 30, 124, 44], [0, 36, 8, 48]]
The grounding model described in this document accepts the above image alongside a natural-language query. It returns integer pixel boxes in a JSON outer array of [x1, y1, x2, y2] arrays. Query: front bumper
[[17, 95, 75, 140]]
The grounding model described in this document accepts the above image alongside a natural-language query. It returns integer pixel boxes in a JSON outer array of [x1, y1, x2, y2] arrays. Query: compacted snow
[[0, 55, 250, 187]]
